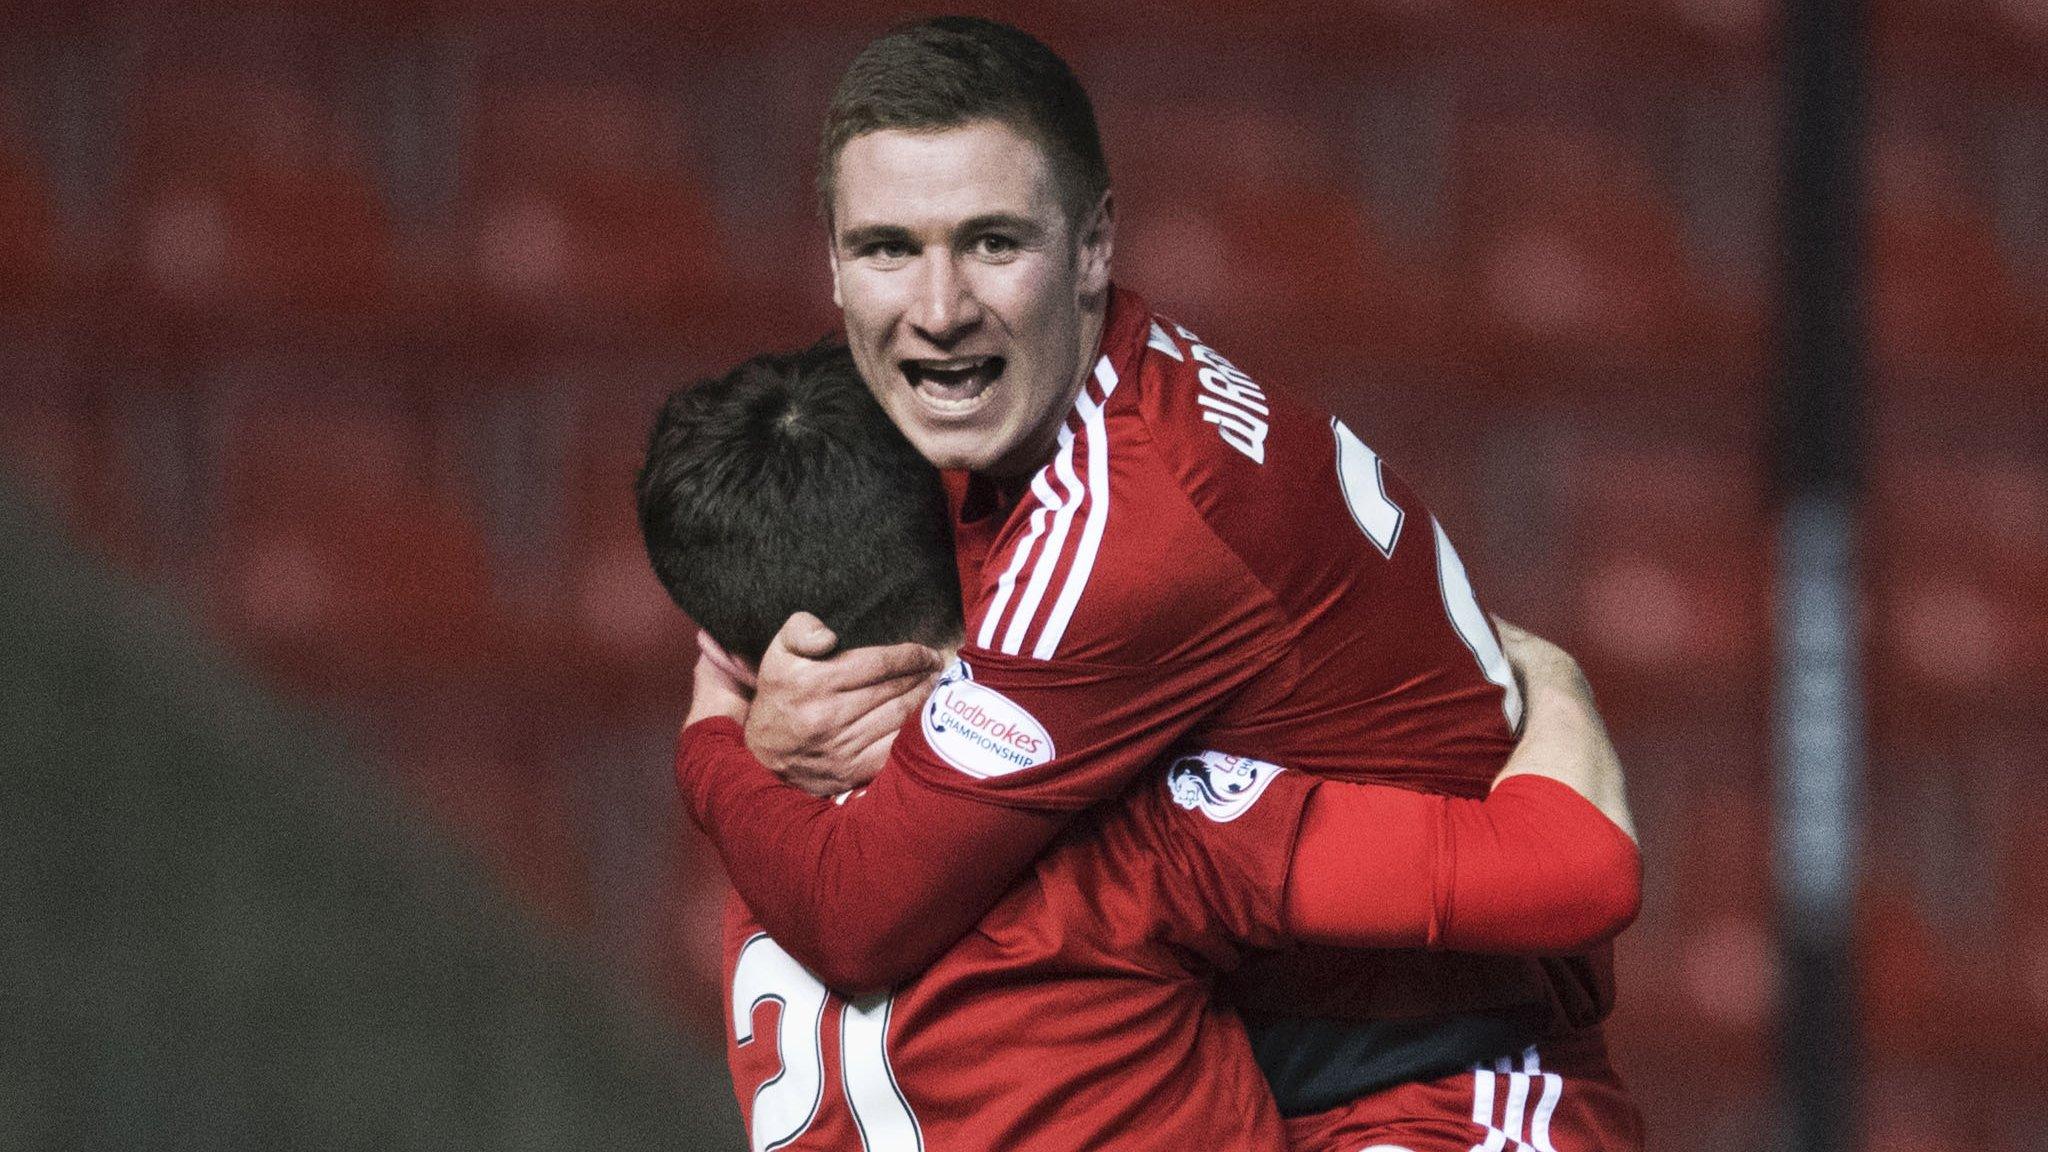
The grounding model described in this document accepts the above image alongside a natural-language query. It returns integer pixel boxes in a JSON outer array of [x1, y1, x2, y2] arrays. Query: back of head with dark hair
[[818, 15, 1108, 223], [636, 341, 963, 665]]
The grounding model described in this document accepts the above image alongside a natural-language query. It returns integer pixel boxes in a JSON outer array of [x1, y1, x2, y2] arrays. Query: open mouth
[[902, 356, 1006, 412]]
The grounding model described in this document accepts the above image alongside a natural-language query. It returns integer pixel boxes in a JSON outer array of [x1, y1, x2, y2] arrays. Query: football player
[[645, 342, 1640, 1149]]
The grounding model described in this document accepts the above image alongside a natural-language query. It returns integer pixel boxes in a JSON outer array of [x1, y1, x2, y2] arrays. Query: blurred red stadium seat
[[2010, 779, 2048, 1002], [1611, 786, 1773, 1071], [1876, 0, 2046, 88], [0, 403, 104, 543], [0, 136, 63, 316], [1459, 0, 1766, 82], [1869, 131, 2040, 372], [558, 395, 696, 669], [119, 73, 398, 324], [1870, 448, 2048, 714], [1113, 101, 1453, 374], [1602, 718, 1775, 1114], [212, 403, 505, 694], [1653, 0, 1773, 48], [1992, 0, 2048, 46], [458, 83, 733, 340], [1044, 0, 1418, 50], [1452, 120, 1727, 376], [1553, 438, 1767, 704]]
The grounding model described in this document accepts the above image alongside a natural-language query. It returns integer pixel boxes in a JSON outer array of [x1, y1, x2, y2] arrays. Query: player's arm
[[1489, 618, 1635, 840], [1281, 625, 1640, 953], [678, 715, 1063, 996], [728, 613, 939, 796], [678, 610, 1284, 996], [677, 636, 1028, 997]]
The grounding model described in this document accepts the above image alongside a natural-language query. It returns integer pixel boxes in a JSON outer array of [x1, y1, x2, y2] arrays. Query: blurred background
[[0, 2, 2043, 1149]]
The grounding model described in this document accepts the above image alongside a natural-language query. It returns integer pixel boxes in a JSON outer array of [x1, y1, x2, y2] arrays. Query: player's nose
[[908, 252, 983, 345]]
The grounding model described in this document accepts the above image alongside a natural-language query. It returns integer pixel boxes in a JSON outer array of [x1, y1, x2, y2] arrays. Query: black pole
[[1774, 2, 1866, 1151]]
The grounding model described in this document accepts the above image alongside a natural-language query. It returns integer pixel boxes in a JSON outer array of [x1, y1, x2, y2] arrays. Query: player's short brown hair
[[818, 16, 1109, 225]]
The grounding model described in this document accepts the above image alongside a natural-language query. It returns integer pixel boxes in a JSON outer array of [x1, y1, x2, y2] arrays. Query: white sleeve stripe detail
[[975, 469, 1060, 650], [1029, 357, 1119, 660], [1524, 1048, 1562, 1152], [1093, 355, 1119, 398], [1471, 1062, 1495, 1127], [1499, 1063, 1532, 1151], [999, 425, 1086, 655], [975, 356, 1120, 660], [1471, 1065, 1507, 1152], [1469, 1046, 1561, 1152]]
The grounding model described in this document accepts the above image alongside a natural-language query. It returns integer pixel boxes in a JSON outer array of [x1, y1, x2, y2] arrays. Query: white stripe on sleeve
[[999, 426, 1087, 655], [974, 459, 1063, 650], [1525, 1047, 1563, 1152], [1030, 358, 1119, 660], [1500, 1056, 1532, 1152], [1471, 1062, 1505, 1152]]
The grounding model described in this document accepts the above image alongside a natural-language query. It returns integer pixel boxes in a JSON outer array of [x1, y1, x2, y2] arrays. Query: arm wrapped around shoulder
[[676, 716, 1066, 996], [1281, 773, 1640, 955], [1436, 773, 1641, 953]]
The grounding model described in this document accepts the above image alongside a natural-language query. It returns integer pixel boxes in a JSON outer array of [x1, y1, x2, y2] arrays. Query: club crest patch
[[1166, 750, 1285, 822], [922, 659, 1055, 779]]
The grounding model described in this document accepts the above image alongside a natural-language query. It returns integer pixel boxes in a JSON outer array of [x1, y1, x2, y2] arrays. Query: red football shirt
[[713, 724, 1310, 1152], [680, 286, 1612, 1054]]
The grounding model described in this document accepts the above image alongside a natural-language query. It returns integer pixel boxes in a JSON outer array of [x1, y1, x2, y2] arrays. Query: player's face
[[828, 120, 1111, 478]]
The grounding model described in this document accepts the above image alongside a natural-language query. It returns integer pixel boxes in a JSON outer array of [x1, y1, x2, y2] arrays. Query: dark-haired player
[[645, 342, 1641, 1150]]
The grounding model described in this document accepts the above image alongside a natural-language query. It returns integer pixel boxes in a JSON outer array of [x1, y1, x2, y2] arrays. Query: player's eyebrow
[[838, 223, 916, 252], [956, 213, 1046, 243]]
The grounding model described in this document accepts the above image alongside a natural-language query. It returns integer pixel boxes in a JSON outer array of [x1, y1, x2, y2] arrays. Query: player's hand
[[685, 631, 755, 729], [747, 612, 945, 796], [1491, 619, 1638, 844]]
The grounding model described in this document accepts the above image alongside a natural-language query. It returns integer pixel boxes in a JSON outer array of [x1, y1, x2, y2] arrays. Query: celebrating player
[[643, 342, 1640, 1150], [673, 16, 1644, 1148]]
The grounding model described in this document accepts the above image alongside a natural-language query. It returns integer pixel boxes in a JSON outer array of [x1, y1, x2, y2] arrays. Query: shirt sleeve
[[1134, 758, 1640, 959], [901, 639, 1289, 810], [1282, 773, 1642, 953], [674, 552, 1289, 994], [1129, 753, 1318, 966], [676, 716, 1066, 996]]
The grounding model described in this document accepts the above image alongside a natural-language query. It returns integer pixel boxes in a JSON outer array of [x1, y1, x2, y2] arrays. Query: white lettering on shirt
[[1175, 328, 1270, 465]]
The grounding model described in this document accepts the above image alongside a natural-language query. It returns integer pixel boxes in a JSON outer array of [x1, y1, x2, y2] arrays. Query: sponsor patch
[[1166, 750, 1285, 822], [922, 659, 1055, 779]]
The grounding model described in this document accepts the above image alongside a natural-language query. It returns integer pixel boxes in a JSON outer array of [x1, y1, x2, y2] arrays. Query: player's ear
[[698, 629, 760, 692], [827, 221, 845, 309], [1076, 188, 1114, 298]]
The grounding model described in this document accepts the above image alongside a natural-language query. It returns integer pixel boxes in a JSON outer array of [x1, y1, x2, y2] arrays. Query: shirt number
[[731, 934, 924, 1151], [1334, 419, 1524, 731]]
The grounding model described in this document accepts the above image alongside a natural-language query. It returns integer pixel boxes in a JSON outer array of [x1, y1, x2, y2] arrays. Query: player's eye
[[973, 233, 1019, 259], [861, 239, 914, 262]]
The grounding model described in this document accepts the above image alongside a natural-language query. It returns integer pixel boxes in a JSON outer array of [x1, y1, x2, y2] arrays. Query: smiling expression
[[828, 120, 1112, 479]]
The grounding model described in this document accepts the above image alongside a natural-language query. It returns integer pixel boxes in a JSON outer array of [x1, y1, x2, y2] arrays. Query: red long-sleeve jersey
[[680, 286, 1620, 1105], [707, 718, 1637, 1151], [718, 735, 1309, 1152]]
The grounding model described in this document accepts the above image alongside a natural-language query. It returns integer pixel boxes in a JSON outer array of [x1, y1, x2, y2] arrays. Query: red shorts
[[1284, 1027, 1643, 1152]]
